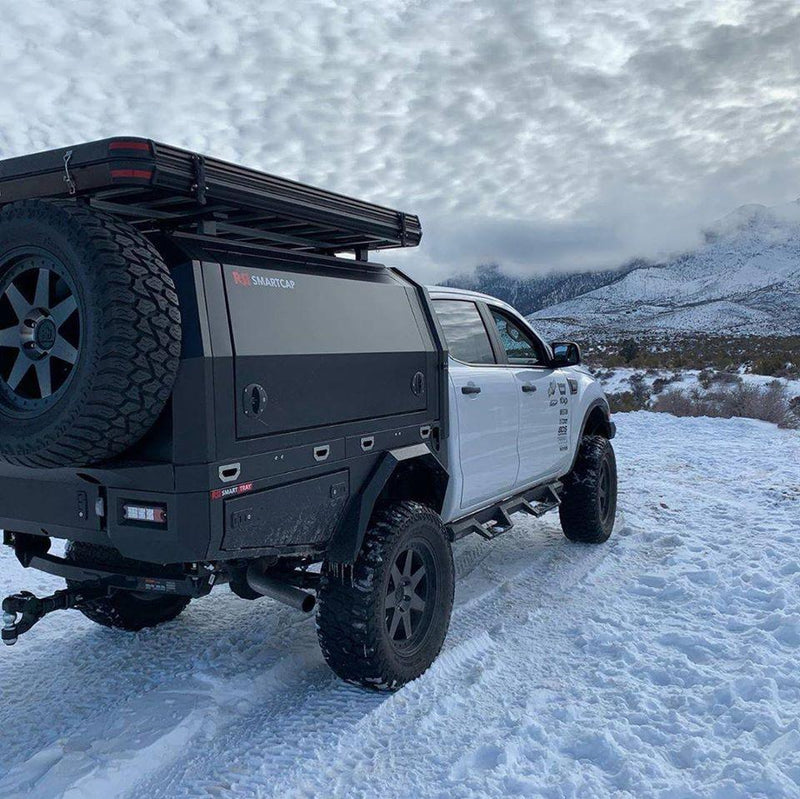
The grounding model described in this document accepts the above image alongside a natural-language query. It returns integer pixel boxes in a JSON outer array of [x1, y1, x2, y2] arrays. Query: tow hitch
[[2, 583, 108, 646]]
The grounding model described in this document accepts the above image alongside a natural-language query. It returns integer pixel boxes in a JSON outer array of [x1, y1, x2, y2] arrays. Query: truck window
[[489, 308, 546, 365], [433, 300, 495, 365]]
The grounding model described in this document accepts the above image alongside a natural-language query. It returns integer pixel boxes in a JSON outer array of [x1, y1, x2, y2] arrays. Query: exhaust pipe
[[246, 566, 316, 613]]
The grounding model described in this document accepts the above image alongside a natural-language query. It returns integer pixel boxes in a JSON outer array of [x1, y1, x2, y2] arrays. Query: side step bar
[[447, 482, 562, 541]]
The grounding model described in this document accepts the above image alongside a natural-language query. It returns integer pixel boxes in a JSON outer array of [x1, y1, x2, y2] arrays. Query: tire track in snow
[[0, 503, 509, 798], [139, 512, 634, 799]]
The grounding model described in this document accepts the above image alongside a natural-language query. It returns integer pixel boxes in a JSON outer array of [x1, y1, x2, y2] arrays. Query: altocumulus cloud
[[1, 0, 798, 280]]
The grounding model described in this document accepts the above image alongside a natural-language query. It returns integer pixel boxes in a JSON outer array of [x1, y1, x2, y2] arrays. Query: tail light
[[122, 504, 167, 524]]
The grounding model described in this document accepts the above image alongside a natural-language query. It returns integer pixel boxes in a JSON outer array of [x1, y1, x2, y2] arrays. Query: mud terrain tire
[[317, 501, 454, 690], [559, 434, 618, 543]]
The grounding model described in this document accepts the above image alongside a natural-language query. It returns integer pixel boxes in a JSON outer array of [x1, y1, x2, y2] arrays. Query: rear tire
[[65, 542, 190, 631], [559, 435, 617, 543], [0, 200, 181, 467], [316, 501, 454, 690]]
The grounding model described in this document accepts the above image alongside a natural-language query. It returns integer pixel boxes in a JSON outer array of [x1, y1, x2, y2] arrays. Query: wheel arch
[[582, 399, 614, 440], [326, 444, 449, 565], [567, 398, 615, 474]]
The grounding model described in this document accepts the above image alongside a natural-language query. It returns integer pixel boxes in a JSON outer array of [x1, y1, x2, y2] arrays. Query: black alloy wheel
[[385, 542, 436, 654], [598, 457, 613, 526], [0, 251, 81, 414]]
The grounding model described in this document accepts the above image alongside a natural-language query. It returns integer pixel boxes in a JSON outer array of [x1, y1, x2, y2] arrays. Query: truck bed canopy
[[0, 137, 422, 258]]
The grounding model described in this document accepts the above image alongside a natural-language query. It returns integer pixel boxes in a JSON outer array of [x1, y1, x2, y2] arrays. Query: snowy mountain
[[531, 201, 800, 339], [440, 262, 639, 317]]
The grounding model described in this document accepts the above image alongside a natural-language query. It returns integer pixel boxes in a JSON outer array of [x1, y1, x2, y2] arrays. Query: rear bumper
[[0, 471, 213, 564], [0, 460, 350, 566], [4, 533, 214, 598]]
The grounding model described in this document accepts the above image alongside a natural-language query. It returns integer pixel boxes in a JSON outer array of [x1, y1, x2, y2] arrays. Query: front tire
[[65, 542, 190, 631], [559, 435, 617, 543], [316, 501, 454, 690]]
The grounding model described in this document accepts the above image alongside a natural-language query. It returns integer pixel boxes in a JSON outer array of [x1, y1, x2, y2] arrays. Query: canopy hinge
[[398, 212, 408, 246], [192, 155, 208, 205]]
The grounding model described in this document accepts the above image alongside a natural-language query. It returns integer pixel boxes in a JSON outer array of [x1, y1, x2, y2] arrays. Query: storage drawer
[[221, 470, 349, 551]]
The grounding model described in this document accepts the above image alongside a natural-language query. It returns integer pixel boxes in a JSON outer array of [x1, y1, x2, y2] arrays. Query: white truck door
[[515, 366, 574, 483], [449, 362, 519, 508], [432, 299, 520, 511], [484, 306, 569, 486]]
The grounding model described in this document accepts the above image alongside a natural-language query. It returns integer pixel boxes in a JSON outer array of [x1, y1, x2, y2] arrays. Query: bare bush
[[789, 397, 800, 428], [652, 372, 683, 395], [698, 369, 715, 389], [608, 391, 647, 413], [629, 372, 651, 406], [713, 370, 741, 386], [651, 389, 702, 417], [652, 378, 668, 395], [653, 381, 798, 428]]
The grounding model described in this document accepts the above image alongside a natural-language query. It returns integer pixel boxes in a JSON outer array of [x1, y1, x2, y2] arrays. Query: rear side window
[[433, 300, 495, 365]]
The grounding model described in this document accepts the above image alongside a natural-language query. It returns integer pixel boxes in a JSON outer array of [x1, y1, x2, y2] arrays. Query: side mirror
[[551, 341, 581, 367]]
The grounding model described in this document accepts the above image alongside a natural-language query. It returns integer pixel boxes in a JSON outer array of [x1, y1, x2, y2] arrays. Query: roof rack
[[0, 138, 422, 258]]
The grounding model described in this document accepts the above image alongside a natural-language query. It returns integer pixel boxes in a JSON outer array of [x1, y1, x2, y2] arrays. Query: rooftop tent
[[0, 137, 422, 258]]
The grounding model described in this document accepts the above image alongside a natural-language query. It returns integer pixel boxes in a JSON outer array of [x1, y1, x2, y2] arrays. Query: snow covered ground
[[1, 412, 799, 798]]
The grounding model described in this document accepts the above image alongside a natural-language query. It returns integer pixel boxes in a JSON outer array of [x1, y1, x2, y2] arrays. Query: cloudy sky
[[1, 0, 799, 281]]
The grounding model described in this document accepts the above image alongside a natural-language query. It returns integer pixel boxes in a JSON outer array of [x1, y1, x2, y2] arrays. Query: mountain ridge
[[440, 200, 800, 339], [531, 200, 800, 339], [439, 261, 640, 317]]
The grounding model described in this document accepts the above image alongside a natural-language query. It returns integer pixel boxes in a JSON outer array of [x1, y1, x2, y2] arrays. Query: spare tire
[[0, 200, 181, 467]]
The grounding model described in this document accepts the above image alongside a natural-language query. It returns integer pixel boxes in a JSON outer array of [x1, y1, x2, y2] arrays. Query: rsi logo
[[231, 270, 296, 290]]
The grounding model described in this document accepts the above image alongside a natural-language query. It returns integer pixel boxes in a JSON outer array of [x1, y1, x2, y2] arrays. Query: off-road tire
[[559, 434, 617, 543], [0, 199, 181, 467], [316, 501, 454, 690], [65, 542, 190, 631]]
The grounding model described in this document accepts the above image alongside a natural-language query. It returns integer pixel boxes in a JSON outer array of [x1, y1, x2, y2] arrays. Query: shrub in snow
[[619, 338, 641, 364], [698, 369, 715, 390], [711, 370, 741, 386], [654, 380, 797, 428], [652, 378, 669, 395], [608, 391, 646, 413], [629, 373, 651, 406]]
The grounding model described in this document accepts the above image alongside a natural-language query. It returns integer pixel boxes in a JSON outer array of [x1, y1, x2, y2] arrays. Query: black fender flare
[[326, 443, 449, 565], [567, 397, 615, 473]]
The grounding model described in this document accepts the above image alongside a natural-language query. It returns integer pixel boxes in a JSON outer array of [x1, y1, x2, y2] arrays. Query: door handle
[[521, 383, 537, 393], [461, 385, 481, 395]]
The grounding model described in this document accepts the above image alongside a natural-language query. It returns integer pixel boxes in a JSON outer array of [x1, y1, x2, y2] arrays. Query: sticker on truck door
[[557, 382, 570, 451]]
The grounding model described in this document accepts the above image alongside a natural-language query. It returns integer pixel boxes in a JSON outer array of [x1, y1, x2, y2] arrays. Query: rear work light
[[122, 504, 167, 524]]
